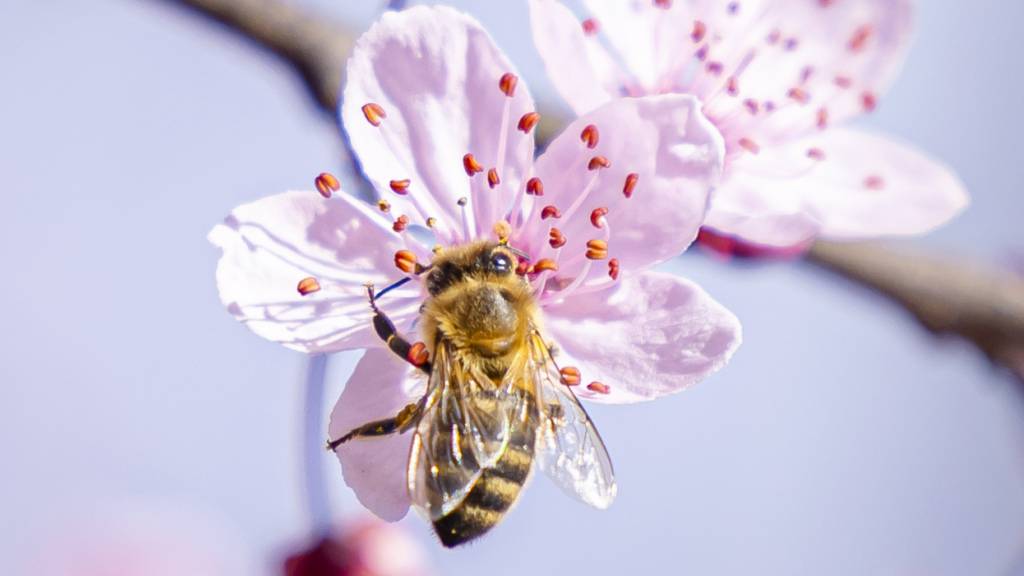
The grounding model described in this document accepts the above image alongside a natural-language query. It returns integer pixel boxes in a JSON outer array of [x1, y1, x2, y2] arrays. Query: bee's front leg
[[326, 402, 421, 451], [367, 284, 432, 374]]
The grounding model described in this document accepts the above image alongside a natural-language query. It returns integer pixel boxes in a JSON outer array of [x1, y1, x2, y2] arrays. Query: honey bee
[[328, 239, 616, 547]]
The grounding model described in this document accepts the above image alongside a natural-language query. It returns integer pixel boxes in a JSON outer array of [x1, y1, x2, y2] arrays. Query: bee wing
[[529, 332, 618, 509], [407, 338, 537, 520]]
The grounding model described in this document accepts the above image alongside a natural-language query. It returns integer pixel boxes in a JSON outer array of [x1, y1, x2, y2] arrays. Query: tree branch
[[161, 0, 1024, 386]]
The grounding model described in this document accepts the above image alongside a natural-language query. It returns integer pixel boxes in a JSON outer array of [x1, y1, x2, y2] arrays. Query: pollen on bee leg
[[541, 205, 562, 220], [587, 381, 611, 394], [518, 112, 541, 133], [526, 177, 544, 196], [623, 173, 639, 199], [487, 168, 500, 189], [588, 156, 610, 170], [493, 220, 512, 243], [586, 239, 608, 260], [580, 124, 599, 149], [314, 172, 340, 198], [361, 103, 386, 126], [394, 250, 419, 274], [389, 179, 411, 195], [499, 73, 518, 97], [608, 258, 620, 280], [407, 342, 430, 367], [392, 214, 410, 232], [559, 366, 581, 386], [297, 276, 321, 296], [532, 258, 558, 273], [590, 207, 609, 229], [548, 227, 566, 249], [463, 153, 483, 176], [377, 199, 391, 212]]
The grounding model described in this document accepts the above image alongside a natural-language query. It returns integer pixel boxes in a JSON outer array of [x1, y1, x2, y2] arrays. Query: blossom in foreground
[[530, 0, 968, 250], [283, 521, 431, 576], [210, 6, 740, 522]]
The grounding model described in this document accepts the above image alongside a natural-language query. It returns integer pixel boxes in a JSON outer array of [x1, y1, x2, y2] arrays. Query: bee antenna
[[374, 264, 433, 302], [507, 245, 530, 262]]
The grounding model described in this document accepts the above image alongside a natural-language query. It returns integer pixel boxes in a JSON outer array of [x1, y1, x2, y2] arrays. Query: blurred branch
[[161, 0, 1024, 386]]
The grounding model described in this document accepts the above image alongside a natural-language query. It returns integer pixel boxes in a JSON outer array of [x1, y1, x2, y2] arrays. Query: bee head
[[425, 240, 522, 297]]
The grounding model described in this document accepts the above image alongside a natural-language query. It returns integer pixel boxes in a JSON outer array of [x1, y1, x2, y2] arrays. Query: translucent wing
[[529, 331, 617, 509], [407, 338, 536, 520]]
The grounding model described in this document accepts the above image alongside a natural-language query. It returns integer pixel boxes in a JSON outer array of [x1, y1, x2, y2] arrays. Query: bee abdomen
[[433, 436, 534, 547]]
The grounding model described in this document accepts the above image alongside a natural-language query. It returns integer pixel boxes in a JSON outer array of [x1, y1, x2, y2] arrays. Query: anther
[[743, 99, 760, 115], [394, 250, 418, 274], [691, 20, 706, 43], [696, 45, 709, 61], [392, 214, 409, 233], [515, 260, 530, 276], [407, 342, 429, 367], [463, 153, 483, 176], [738, 137, 760, 154], [389, 179, 411, 195], [487, 168, 500, 189], [654, 0, 672, 8], [816, 107, 829, 129], [541, 205, 561, 220], [457, 197, 468, 207], [361, 103, 386, 126], [861, 91, 877, 112], [806, 147, 826, 161], [582, 18, 599, 35], [586, 239, 608, 260], [726, 76, 739, 96], [705, 61, 724, 76], [518, 112, 541, 133], [499, 73, 518, 97], [493, 220, 512, 242], [581, 125, 599, 149], [548, 227, 566, 249], [834, 75, 852, 89], [532, 258, 558, 273], [590, 207, 609, 228], [426, 216, 437, 228], [587, 381, 611, 394], [559, 366, 581, 386], [588, 156, 610, 170], [848, 25, 873, 53], [297, 276, 321, 296], [864, 175, 885, 190], [787, 87, 809, 104], [608, 258, 620, 280], [526, 177, 544, 196], [314, 172, 340, 198], [623, 173, 639, 198], [377, 199, 391, 212]]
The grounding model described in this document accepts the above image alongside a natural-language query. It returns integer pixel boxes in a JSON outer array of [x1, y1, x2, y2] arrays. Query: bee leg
[[326, 402, 421, 451], [367, 285, 432, 374]]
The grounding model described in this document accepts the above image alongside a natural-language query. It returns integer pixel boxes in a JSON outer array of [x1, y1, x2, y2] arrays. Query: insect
[[328, 239, 616, 547]]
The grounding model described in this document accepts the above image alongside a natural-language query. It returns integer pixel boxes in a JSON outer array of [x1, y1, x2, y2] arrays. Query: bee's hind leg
[[366, 284, 432, 374], [326, 402, 421, 451]]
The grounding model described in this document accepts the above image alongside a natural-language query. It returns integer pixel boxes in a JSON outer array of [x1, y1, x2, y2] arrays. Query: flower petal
[[511, 94, 724, 300], [342, 5, 536, 245], [209, 191, 422, 354], [329, 349, 424, 521], [705, 128, 969, 245], [579, 0, 683, 92], [528, 0, 628, 114], [542, 271, 741, 404]]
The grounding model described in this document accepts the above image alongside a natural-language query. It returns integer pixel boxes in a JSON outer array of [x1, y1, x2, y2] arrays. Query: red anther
[[463, 153, 483, 176], [559, 366, 581, 386], [582, 18, 599, 35], [743, 99, 760, 115], [392, 214, 410, 233], [407, 342, 429, 366], [834, 75, 853, 89], [515, 260, 530, 276], [767, 29, 781, 45], [726, 76, 739, 96], [297, 276, 321, 296], [586, 239, 608, 260], [587, 381, 610, 394], [487, 168, 500, 189], [518, 112, 541, 133], [499, 73, 518, 97], [861, 91, 877, 112], [361, 103, 386, 126], [695, 44, 709, 61], [819, 0, 837, 6], [623, 173, 639, 199], [738, 137, 760, 154], [608, 258, 620, 280], [784, 37, 799, 51], [377, 199, 391, 212], [580, 124, 600, 149], [705, 61, 723, 76], [314, 172, 340, 198], [532, 258, 559, 273], [806, 147, 826, 161], [394, 250, 417, 273], [548, 227, 566, 249], [691, 20, 706, 43], [654, 0, 672, 8], [816, 107, 829, 129], [389, 179, 411, 195], [864, 175, 885, 190], [588, 155, 610, 170], [541, 205, 561, 220], [848, 24, 873, 52], [787, 86, 809, 104], [590, 207, 609, 228], [526, 177, 544, 196], [800, 66, 815, 84]]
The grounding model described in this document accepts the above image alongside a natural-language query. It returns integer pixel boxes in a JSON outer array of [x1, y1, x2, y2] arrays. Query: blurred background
[[2, 0, 1023, 574]]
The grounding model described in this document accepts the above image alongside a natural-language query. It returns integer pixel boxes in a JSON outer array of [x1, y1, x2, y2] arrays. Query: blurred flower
[[530, 0, 968, 252], [210, 5, 741, 521], [283, 521, 430, 576]]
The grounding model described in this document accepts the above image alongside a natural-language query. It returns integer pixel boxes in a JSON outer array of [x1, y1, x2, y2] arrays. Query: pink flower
[[530, 0, 969, 249], [283, 520, 431, 576], [210, 6, 740, 523]]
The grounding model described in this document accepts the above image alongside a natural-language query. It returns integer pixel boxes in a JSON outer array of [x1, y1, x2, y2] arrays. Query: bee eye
[[489, 252, 512, 274]]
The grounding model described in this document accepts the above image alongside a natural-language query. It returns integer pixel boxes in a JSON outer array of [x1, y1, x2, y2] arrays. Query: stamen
[[587, 381, 611, 394], [541, 205, 562, 220], [487, 168, 500, 189], [590, 207, 609, 228], [377, 199, 391, 212], [426, 216, 437, 228], [623, 173, 639, 198], [582, 18, 599, 36], [548, 227, 566, 248], [392, 215, 410, 233], [559, 366, 581, 386], [787, 87, 809, 104], [532, 258, 558, 273], [607, 258, 620, 280], [394, 250, 419, 274], [463, 153, 483, 176], [515, 260, 530, 276], [816, 108, 829, 129], [407, 342, 429, 367], [526, 177, 544, 196], [499, 73, 518, 97], [581, 124, 600, 149], [588, 156, 611, 170], [863, 175, 885, 190], [834, 76, 852, 89], [518, 112, 540, 133], [493, 220, 512, 243], [726, 76, 739, 96], [848, 25, 873, 53], [586, 239, 608, 260], [806, 147, 826, 161], [705, 61, 724, 76], [297, 277, 321, 296], [861, 92, 877, 112], [314, 172, 340, 198], [743, 99, 760, 115], [654, 0, 672, 8], [361, 103, 386, 126], [691, 20, 706, 43], [738, 137, 760, 154], [457, 197, 472, 241], [389, 179, 411, 195]]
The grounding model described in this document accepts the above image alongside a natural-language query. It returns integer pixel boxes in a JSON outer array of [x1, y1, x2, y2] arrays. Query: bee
[[328, 239, 616, 547]]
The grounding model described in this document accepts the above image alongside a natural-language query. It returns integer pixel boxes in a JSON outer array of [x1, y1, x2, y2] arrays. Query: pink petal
[[705, 128, 969, 245], [542, 271, 741, 404], [328, 349, 425, 522], [511, 95, 724, 300], [528, 0, 628, 115], [579, 0, 683, 92], [342, 5, 536, 245], [208, 191, 422, 354]]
